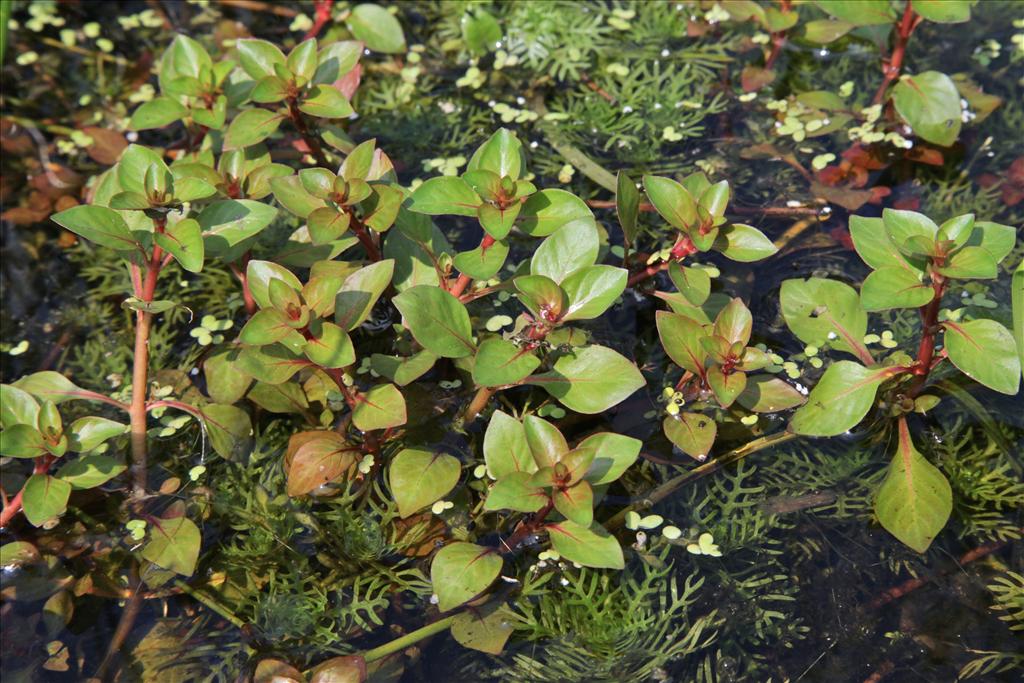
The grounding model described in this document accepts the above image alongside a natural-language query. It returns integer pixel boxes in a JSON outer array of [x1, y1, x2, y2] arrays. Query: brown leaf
[[82, 127, 127, 165]]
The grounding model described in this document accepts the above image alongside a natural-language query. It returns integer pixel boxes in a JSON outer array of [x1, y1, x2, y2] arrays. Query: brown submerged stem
[[463, 386, 496, 424]]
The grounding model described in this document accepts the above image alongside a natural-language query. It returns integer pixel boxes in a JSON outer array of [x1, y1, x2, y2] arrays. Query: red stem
[[763, 0, 792, 71], [231, 258, 257, 316], [627, 262, 669, 287], [463, 386, 496, 424], [286, 97, 331, 169], [499, 500, 554, 554], [907, 274, 945, 398], [348, 214, 382, 262], [872, 1, 918, 105], [303, 0, 334, 40], [450, 234, 496, 298]]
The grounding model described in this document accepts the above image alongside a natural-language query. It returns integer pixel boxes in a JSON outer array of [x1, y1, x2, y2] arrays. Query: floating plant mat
[[0, 2, 1022, 683]]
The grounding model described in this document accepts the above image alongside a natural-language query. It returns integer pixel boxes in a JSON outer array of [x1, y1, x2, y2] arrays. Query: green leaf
[[385, 217, 450, 291], [849, 215, 924, 274], [560, 265, 626, 321], [334, 259, 395, 330], [286, 38, 319, 81], [699, 181, 730, 220], [472, 338, 541, 388], [790, 362, 904, 436], [547, 520, 624, 569], [271, 175, 327, 218], [1, 384, 39, 428], [882, 209, 939, 254], [51, 205, 140, 252], [780, 278, 869, 360], [223, 109, 285, 150], [936, 246, 998, 279], [656, 311, 707, 375], [875, 420, 952, 553], [579, 432, 641, 485], [130, 96, 188, 130], [22, 475, 72, 527], [303, 322, 355, 368], [248, 382, 309, 414], [287, 432, 358, 496], [615, 172, 641, 245], [450, 603, 515, 655], [527, 345, 644, 414], [860, 266, 935, 311], [667, 263, 710, 306], [406, 177, 481, 217], [913, 0, 972, 23], [352, 383, 407, 431], [892, 71, 962, 147], [467, 128, 523, 180], [55, 455, 126, 489], [736, 375, 807, 412], [155, 218, 204, 273], [478, 203, 520, 241], [937, 213, 976, 251], [198, 199, 278, 256], [393, 286, 476, 358], [643, 175, 697, 231], [664, 413, 716, 461], [200, 404, 253, 460], [141, 515, 201, 576], [454, 238, 509, 280], [239, 345, 312, 384], [485, 471, 547, 513], [707, 365, 747, 408], [12, 372, 85, 404], [313, 41, 363, 85], [247, 260, 302, 309], [0, 424, 48, 458], [483, 410, 535, 478], [814, 0, 895, 25], [965, 221, 1016, 264], [461, 8, 502, 56], [370, 350, 437, 386], [530, 219, 599, 284], [389, 448, 461, 518], [518, 189, 593, 237], [117, 144, 168, 195], [523, 414, 569, 469], [251, 76, 290, 103], [803, 18, 855, 43], [713, 297, 752, 346], [236, 38, 286, 80], [553, 480, 594, 526], [431, 542, 502, 611], [239, 309, 298, 346], [515, 274, 568, 320], [713, 223, 777, 262], [66, 417, 127, 452], [299, 85, 354, 119], [204, 347, 253, 404], [943, 319, 1021, 395], [347, 3, 407, 54]]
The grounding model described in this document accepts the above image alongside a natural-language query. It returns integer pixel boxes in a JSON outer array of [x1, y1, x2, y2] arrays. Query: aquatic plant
[[1, 2, 1021, 681]]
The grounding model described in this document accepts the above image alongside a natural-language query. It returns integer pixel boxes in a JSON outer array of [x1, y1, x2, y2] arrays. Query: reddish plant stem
[[627, 261, 669, 287], [286, 97, 331, 169], [907, 275, 945, 398], [499, 500, 554, 554], [463, 386, 496, 424], [348, 213, 382, 262], [867, 536, 1012, 610], [231, 255, 257, 316], [0, 454, 55, 528], [872, 1, 919, 105], [764, 0, 792, 70], [128, 220, 165, 504], [303, 0, 334, 40], [450, 234, 496, 298]]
